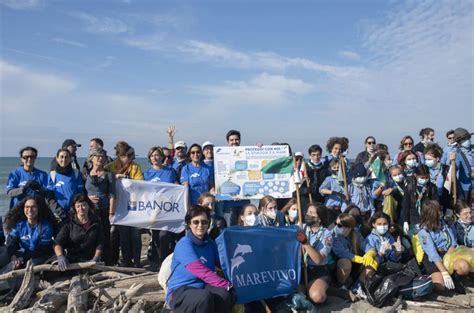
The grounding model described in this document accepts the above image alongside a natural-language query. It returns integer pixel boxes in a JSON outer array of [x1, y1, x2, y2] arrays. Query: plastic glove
[[57, 255, 69, 271], [351, 255, 364, 264], [296, 231, 308, 244], [441, 271, 455, 290], [366, 257, 378, 271], [393, 237, 403, 253], [403, 222, 409, 235], [362, 250, 377, 266], [22, 180, 34, 192], [29, 180, 41, 191], [379, 239, 391, 255]]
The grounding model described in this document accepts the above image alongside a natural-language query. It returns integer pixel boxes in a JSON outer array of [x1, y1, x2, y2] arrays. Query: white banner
[[213, 145, 293, 200], [113, 179, 188, 233]]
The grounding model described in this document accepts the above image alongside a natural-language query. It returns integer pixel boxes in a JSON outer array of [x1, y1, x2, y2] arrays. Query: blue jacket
[[6, 219, 53, 260], [349, 182, 375, 215], [418, 221, 457, 262], [364, 230, 400, 263], [452, 220, 474, 248], [6, 167, 48, 208], [47, 169, 84, 212], [332, 230, 364, 260]]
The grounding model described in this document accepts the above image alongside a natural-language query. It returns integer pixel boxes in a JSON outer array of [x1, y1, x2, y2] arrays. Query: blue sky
[[0, 0, 472, 157]]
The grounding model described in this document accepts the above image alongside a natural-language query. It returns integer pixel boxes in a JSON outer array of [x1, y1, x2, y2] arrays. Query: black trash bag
[[363, 261, 417, 308]]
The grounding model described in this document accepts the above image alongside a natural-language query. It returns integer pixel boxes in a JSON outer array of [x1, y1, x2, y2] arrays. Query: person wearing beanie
[[348, 163, 375, 224]]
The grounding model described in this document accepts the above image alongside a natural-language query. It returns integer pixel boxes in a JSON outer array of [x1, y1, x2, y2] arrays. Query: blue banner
[[216, 226, 301, 304]]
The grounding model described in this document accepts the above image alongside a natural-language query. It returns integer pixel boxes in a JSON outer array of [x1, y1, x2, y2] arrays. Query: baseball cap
[[174, 141, 187, 149], [62, 139, 81, 148], [202, 141, 214, 149]]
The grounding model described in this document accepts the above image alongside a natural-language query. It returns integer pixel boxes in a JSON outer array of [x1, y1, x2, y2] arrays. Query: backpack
[[399, 275, 433, 299]]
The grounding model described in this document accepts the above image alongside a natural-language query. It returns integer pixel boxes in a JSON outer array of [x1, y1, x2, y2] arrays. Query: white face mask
[[354, 177, 367, 185], [376, 225, 389, 236], [461, 140, 471, 148], [392, 174, 404, 183], [406, 159, 418, 168], [417, 178, 428, 186], [288, 209, 298, 220], [244, 215, 256, 226], [266, 210, 277, 220], [425, 159, 436, 168]]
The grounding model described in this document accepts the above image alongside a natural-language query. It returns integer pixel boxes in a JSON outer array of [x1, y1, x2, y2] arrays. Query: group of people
[[0, 126, 472, 313]]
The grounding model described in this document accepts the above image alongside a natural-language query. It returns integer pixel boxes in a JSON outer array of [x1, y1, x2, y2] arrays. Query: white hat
[[294, 152, 304, 157], [202, 141, 214, 148], [174, 141, 187, 149]]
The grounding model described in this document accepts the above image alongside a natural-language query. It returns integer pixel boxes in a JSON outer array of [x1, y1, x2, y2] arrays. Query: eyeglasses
[[367, 141, 376, 145], [191, 219, 209, 226], [22, 155, 36, 160], [190, 151, 201, 155]]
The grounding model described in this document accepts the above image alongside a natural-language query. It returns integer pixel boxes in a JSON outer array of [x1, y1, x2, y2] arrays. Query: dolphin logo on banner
[[230, 244, 253, 278]]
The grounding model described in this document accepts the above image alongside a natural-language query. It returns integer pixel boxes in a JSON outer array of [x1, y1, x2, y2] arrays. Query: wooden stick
[[293, 156, 309, 296], [9, 260, 36, 311], [76, 272, 153, 296], [0, 261, 148, 281], [451, 159, 457, 203], [340, 157, 349, 201]]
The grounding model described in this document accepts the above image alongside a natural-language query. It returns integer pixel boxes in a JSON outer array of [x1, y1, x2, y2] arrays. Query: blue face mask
[[425, 159, 436, 168], [417, 178, 428, 186], [334, 225, 346, 236], [461, 140, 471, 149], [406, 159, 418, 168]]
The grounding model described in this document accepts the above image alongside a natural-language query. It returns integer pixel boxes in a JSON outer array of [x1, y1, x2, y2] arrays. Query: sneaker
[[351, 282, 367, 300]]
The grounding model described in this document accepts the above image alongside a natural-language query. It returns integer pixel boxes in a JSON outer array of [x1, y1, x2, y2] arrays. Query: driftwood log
[[8, 260, 36, 311], [0, 262, 147, 281], [66, 275, 89, 313]]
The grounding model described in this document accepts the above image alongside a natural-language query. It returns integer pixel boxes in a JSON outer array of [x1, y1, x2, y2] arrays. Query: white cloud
[[75, 12, 130, 34], [177, 40, 363, 77], [195, 73, 315, 108], [338, 50, 361, 61], [52, 37, 86, 48], [0, 0, 40, 10]]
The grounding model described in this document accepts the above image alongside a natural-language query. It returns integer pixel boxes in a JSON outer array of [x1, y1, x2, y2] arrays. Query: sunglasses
[[190, 151, 201, 155], [335, 223, 344, 228], [191, 219, 209, 226], [22, 155, 36, 160], [367, 141, 376, 145], [404, 142, 413, 146]]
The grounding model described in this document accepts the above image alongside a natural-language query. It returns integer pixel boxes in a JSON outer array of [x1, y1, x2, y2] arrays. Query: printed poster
[[213, 145, 293, 200]]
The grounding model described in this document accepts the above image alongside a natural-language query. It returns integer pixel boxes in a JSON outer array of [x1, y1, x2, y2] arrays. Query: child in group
[[300, 203, 333, 304], [382, 165, 408, 228], [332, 214, 366, 287], [364, 212, 402, 275], [238, 204, 258, 226], [281, 198, 299, 225], [197, 192, 226, 239], [418, 200, 470, 293], [257, 195, 285, 227], [400, 165, 439, 236], [348, 163, 374, 225], [320, 159, 348, 225], [452, 200, 473, 248]]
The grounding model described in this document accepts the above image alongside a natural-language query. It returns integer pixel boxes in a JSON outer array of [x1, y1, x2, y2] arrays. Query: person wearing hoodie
[[348, 163, 375, 224], [53, 194, 103, 270]]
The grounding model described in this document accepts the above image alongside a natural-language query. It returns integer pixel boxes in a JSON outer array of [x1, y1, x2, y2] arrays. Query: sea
[[0, 157, 150, 220]]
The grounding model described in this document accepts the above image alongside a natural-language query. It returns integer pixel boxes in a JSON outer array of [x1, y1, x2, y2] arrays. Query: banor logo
[[230, 243, 297, 288]]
